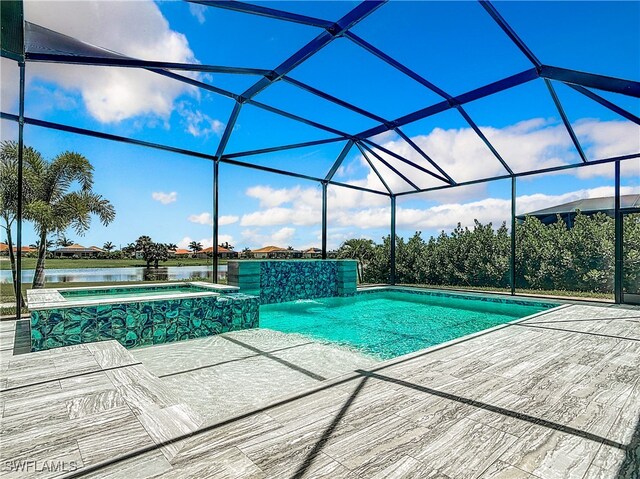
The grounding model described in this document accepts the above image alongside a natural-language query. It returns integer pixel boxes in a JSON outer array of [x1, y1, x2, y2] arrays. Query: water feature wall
[[29, 292, 259, 352], [227, 260, 357, 304]]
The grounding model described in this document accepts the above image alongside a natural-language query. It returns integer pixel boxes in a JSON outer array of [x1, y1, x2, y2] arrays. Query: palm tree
[[29, 238, 54, 251], [23, 146, 115, 288], [56, 234, 73, 247], [337, 238, 376, 283], [102, 241, 115, 252], [188, 241, 203, 254]]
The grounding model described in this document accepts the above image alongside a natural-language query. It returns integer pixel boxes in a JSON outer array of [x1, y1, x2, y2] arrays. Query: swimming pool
[[59, 283, 220, 302], [260, 288, 557, 359]]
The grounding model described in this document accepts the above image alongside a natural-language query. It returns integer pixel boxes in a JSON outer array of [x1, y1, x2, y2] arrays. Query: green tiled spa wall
[[227, 260, 357, 304], [30, 293, 259, 352]]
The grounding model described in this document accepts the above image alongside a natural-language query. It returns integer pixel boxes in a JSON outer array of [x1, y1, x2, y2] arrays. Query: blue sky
[[1, 1, 639, 251]]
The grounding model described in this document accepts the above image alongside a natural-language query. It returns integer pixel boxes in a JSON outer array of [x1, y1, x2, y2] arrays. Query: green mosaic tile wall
[[228, 260, 358, 304], [30, 293, 259, 352]]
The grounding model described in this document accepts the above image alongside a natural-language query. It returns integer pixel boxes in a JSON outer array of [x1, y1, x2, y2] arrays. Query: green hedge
[[339, 212, 640, 295]]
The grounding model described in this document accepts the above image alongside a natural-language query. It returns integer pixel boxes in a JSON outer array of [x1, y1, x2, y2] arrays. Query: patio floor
[[0, 302, 638, 478]]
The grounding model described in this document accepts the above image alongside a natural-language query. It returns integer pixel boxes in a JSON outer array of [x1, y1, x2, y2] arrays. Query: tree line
[[337, 212, 640, 295]]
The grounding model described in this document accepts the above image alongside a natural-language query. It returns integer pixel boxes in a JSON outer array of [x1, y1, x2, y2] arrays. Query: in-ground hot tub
[[27, 282, 259, 352]]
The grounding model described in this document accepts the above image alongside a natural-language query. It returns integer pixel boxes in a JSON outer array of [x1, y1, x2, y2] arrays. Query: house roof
[[54, 244, 103, 253], [521, 195, 640, 217], [304, 247, 322, 253], [174, 249, 191, 255], [202, 246, 235, 253], [252, 246, 287, 253]]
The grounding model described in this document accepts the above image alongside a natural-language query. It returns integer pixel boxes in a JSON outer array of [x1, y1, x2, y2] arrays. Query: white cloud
[[391, 185, 640, 232], [220, 215, 240, 226], [239, 176, 640, 241], [273, 227, 296, 243], [338, 117, 636, 195], [21, 1, 207, 125], [188, 3, 207, 24], [573, 120, 640, 166], [177, 235, 234, 250], [241, 227, 296, 248], [188, 212, 239, 226], [245, 185, 318, 208], [240, 207, 319, 227], [178, 102, 225, 138], [152, 191, 177, 204]]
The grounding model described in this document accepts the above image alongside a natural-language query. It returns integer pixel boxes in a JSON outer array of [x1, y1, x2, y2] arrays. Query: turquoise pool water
[[60, 284, 214, 302], [260, 290, 555, 359]]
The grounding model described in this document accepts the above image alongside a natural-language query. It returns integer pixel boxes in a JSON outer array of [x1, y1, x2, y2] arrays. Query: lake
[[0, 265, 228, 283]]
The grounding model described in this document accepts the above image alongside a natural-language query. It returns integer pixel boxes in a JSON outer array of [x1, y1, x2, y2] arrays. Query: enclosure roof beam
[[539, 66, 640, 98], [455, 105, 514, 175], [567, 84, 640, 126], [394, 127, 456, 185], [215, 102, 242, 159], [359, 142, 420, 191], [544, 79, 587, 163], [394, 152, 640, 197], [325, 140, 355, 182], [240, 1, 386, 101], [0, 112, 387, 196], [356, 68, 539, 139], [478, 0, 542, 68], [246, 99, 350, 138], [24, 52, 271, 75], [282, 76, 389, 124], [187, 0, 335, 29], [362, 138, 451, 184], [344, 31, 451, 100], [355, 142, 393, 194], [224, 137, 345, 159]]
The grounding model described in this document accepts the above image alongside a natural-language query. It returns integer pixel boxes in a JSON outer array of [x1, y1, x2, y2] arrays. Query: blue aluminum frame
[[2, 0, 640, 312]]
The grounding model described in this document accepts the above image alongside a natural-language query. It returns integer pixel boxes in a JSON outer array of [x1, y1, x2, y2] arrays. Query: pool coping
[[58, 300, 574, 479], [26, 281, 240, 311]]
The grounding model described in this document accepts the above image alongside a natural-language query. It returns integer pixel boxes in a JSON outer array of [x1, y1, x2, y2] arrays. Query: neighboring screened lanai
[[1, 0, 639, 315]]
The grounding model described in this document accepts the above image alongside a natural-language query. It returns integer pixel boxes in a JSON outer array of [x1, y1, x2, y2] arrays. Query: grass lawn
[[0, 257, 227, 269]]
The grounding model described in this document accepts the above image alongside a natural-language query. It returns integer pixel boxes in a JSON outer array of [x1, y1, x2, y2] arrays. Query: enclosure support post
[[321, 181, 327, 259], [213, 159, 219, 283], [510, 176, 516, 296], [390, 195, 396, 285], [614, 161, 622, 304], [15, 61, 25, 319]]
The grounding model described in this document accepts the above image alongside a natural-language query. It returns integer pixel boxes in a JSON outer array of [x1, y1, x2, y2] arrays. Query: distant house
[[251, 246, 302, 259], [0, 243, 36, 256], [517, 194, 640, 227], [53, 244, 104, 258], [202, 246, 238, 259], [170, 249, 191, 258], [251, 246, 285, 259], [303, 247, 322, 259]]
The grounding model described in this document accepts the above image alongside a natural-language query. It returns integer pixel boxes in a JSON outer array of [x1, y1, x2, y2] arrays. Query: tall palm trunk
[[5, 225, 25, 306], [32, 230, 48, 289]]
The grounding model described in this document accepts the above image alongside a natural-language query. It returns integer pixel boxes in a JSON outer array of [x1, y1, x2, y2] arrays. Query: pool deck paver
[[0, 303, 638, 478]]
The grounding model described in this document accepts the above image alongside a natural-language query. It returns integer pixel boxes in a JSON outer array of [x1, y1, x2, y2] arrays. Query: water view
[[0, 265, 228, 283]]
